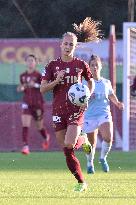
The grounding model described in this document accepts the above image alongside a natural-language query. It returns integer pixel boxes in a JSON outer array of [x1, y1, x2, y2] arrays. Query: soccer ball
[[68, 83, 91, 106]]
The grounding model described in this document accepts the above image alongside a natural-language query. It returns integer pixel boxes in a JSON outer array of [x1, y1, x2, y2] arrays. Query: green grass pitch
[[0, 151, 135, 205]]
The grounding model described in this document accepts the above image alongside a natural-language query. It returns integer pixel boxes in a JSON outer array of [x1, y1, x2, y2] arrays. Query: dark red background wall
[[0, 102, 60, 152]]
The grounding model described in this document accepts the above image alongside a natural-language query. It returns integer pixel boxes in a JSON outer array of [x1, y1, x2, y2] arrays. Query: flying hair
[[73, 17, 103, 43]]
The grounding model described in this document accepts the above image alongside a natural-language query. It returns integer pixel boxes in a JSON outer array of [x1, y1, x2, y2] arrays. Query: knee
[[65, 144, 74, 149], [64, 139, 75, 149], [63, 147, 74, 157]]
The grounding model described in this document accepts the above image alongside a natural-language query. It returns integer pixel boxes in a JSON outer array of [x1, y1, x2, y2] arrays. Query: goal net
[[123, 22, 136, 151]]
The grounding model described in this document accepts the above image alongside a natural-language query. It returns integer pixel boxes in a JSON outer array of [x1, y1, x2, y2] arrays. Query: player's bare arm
[[40, 70, 65, 93], [17, 84, 27, 92], [108, 93, 124, 110]]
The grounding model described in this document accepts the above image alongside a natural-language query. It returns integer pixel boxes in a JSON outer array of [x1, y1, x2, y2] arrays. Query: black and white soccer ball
[[68, 83, 91, 106]]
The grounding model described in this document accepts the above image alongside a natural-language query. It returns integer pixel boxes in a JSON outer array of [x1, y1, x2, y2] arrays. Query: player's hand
[[55, 70, 65, 83], [17, 84, 26, 92], [117, 102, 124, 110]]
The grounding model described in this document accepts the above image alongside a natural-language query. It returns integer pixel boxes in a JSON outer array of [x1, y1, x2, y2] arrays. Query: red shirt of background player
[[20, 70, 44, 108]]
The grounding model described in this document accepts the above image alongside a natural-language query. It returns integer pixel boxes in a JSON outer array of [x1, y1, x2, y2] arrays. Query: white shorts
[[82, 114, 112, 133]]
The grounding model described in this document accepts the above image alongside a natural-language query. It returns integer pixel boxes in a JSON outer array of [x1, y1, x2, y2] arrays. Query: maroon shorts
[[22, 102, 44, 121], [52, 105, 85, 132]]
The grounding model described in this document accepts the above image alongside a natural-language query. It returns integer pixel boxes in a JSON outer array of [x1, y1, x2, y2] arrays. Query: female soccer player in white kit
[[82, 55, 124, 174]]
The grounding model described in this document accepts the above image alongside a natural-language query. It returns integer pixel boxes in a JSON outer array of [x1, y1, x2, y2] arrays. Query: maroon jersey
[[42, 57, 92, 108], [20, 70, 44, 107]]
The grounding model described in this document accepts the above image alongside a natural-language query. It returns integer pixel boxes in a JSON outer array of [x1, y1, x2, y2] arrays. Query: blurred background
[[0, 0, 133, 38], [0, 0, 135, 152]]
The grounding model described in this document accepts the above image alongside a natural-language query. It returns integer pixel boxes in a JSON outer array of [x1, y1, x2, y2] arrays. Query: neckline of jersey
[[94, 77, 103, 83]]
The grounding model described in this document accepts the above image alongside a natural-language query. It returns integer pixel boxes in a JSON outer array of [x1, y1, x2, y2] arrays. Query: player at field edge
[[40, 17, 102, 192], [17, 54, 50, 155], [82, 54, 124, 174]]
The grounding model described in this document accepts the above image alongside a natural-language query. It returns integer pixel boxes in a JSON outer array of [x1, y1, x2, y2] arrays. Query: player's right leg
[[56, 129, 86, 190], [85, 131, 97, 174], [21, 113, 32, 155], [64, 124, 87, 192]]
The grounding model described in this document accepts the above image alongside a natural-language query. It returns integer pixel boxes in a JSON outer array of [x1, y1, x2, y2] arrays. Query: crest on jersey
[[56, 66, 59, 71], [75, 67, 82, 73], [27, 77, 31, 82], [65, 68, 70, 73]]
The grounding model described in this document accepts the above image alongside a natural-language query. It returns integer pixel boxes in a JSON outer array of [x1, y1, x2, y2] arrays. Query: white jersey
[[83, 78, 114, 119]]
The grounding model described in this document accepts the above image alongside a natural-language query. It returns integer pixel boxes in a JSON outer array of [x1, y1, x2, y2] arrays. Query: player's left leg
[[34, 108, 50, 150], [21, 114, 32, 155], [64, 124, 87, 192], [99, 121, 113, 172]]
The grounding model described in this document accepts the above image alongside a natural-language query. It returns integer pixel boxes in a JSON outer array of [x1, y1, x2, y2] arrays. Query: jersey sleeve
[[41, 62, 53, 81], [82, 61, 93, 81]]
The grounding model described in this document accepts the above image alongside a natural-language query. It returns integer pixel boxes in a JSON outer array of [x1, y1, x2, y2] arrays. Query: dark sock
[[63, 147, 84, 183], [39, 128, 47, 140], [22, 127, 29, 145], [74, 136, 85, 150]]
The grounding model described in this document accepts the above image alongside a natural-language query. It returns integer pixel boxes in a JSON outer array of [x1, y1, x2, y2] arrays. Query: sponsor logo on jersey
[[53, 115, 61, 123]]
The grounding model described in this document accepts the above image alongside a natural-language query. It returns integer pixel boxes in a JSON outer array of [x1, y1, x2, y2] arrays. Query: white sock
[[86, 146, 95, 167], [100, 141, 111, 159]]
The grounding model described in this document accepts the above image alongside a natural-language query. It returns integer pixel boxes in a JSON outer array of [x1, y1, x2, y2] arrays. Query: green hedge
[[0, 84, 122, 102], [0, 84, 53, 102]]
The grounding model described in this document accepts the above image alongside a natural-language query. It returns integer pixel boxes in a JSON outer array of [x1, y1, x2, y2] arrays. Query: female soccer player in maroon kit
[[17, 54, 50, 155], [40, 17, 102, 192]]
